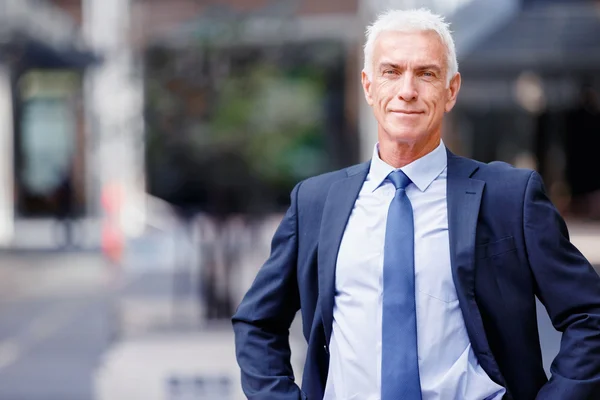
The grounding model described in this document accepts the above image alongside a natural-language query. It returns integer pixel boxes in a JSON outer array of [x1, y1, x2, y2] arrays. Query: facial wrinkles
[[376, 78, 396, 112], [378, 72, 427, 115], [380, 71, 445, 110]]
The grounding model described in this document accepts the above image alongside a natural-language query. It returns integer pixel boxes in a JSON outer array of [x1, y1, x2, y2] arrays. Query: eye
[[422, 71, 434, 77], [384, 70, 398, 76]]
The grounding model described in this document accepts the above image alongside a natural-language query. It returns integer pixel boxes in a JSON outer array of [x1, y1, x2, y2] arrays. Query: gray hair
[[363, 8, 458, 85]]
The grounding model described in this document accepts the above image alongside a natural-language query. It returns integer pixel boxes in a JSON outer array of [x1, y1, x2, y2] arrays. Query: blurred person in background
[[55, 170, 76, 248], [232, 8, 600, 400]]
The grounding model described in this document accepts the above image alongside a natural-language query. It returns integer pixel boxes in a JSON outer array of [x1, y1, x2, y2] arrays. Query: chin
[[384, 124, 424, 143]]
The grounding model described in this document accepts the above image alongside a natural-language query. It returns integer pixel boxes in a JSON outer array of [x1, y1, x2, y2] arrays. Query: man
[[232, 8, 600, 400]]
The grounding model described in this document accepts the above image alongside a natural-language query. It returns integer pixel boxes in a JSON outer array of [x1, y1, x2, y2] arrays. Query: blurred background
[[0, 0, 598, 399]]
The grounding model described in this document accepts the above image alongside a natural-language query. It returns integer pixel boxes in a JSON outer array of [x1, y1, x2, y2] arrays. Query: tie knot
[[387, 170, 411, 190]]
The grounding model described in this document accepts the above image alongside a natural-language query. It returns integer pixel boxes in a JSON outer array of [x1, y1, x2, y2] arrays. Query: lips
[[390, 110, 423, 114]]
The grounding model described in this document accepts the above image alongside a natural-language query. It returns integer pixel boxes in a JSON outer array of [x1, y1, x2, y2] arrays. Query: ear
[[444, 72, 461, 113], [361, 70, 374, 106]]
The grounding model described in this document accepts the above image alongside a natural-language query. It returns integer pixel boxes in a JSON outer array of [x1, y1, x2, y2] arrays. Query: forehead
[[373, 30, 447, 67]]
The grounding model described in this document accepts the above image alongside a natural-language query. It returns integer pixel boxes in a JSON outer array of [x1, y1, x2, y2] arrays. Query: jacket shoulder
[[481, 160, 534, 180], [472, 159, 538, 202], [298, 162, 369, 194]]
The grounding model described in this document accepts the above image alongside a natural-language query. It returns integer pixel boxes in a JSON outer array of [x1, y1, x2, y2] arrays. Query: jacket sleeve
[[232, 182, 303, 400], [523, 171, 600, 399]]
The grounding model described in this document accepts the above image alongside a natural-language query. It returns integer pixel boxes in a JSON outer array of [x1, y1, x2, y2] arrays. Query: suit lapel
[[446, 150, 483, 305], [446, 150, 506, 387], [318, 162, 370, 343]]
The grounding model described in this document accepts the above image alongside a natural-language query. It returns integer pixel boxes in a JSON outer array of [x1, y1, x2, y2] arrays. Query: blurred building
[[0, 0, 148, 250], [0, 0, 98, 248], [458, 0, 600, 217], [0, 0, 597, 250]]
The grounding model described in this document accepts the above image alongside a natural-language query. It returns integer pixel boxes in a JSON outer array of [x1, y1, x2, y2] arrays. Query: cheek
[[424, 91, 445, 113], [375, 87, 395, 111], [375, 95, 389, 112]]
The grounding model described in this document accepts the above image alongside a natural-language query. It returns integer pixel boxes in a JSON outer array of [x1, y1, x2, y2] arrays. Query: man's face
[[362, 30, 460, 147]]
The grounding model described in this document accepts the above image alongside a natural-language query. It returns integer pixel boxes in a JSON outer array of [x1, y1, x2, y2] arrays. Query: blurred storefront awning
[[152, 3, 359, 48], [460, 2, 600, 75], [0, 0, 99, 70], [1, 35, 100, 70]]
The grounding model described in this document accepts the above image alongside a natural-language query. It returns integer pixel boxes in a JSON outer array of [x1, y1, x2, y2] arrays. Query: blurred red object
[[101, 183, 124, 264]]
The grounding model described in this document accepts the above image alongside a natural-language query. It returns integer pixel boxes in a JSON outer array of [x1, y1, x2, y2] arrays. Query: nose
[[397, 74, 418, 102]]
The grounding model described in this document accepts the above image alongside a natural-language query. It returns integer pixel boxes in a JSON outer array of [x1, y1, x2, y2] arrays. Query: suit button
[[323, 345, 329, 354]]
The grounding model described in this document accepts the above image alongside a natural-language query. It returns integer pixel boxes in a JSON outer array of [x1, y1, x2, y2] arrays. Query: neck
[[378, 136, 441, 169]]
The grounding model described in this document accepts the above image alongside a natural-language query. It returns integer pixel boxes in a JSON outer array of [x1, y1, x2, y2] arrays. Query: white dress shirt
[[323, 141, 506, 400]]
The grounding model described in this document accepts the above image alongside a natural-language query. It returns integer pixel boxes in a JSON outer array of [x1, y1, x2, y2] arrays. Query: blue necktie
[[381, 170, 422, 400]]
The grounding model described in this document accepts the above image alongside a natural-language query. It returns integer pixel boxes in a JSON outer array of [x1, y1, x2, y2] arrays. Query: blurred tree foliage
[[144, 41, 346, 217]]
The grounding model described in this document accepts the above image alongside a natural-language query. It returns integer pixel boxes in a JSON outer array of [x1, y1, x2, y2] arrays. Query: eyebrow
[[379, 62, 400, 70], [415, 64, 443, 73]]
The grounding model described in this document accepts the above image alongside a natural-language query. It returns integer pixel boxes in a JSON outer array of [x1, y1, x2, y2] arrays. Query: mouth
[[390, 110, 423, 115]]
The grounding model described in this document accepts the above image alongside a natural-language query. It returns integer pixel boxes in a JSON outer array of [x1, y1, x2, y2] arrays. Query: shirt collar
[[366, 140, 447, 193]]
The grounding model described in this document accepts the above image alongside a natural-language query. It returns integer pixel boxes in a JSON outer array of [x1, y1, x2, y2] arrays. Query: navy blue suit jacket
[[232, 150, 600, 400]]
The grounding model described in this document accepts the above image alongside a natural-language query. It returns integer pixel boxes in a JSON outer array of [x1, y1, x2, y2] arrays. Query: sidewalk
[[94, 321, 306, 400], [0, 252, 110, 301], [0, 251, 114, 400]]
